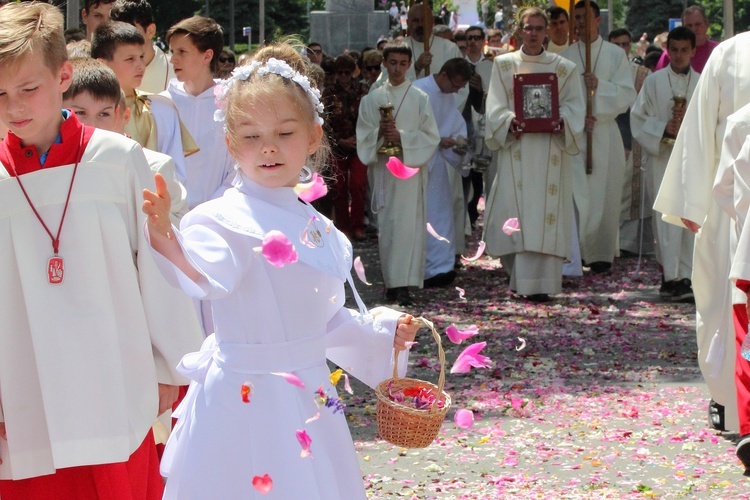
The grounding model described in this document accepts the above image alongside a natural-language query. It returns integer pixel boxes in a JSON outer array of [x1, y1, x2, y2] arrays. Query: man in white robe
[[483, 6, 584, 301], [545, 6, 570, 54], [414, 58, 471, 287], [631, 27, 699, 300], [561, 1, 636, 273], [357, 42, 440, 306], [161, 16, 235, 210], [655, 31, 750, 441], [723, 103, 750, 472]]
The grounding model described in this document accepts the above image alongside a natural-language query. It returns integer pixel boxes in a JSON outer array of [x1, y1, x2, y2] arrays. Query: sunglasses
[[219, 57, 235, 63], [467, 34, 484, 41], [522, 25, 546, 33], [365, 64, 381, 71]]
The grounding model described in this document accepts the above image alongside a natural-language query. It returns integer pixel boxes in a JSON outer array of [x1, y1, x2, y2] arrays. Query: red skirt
[[0, 431, 163, 500]]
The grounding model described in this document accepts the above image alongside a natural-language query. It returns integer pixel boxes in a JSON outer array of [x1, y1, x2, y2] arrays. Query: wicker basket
[[375, 317, 451, 448]]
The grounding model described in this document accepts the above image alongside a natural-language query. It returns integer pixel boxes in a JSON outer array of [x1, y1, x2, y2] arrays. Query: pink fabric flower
[[446, 324, 480, 344], [252, 474, 273, 494], [502, 218, 520, 235], [294, 172, 328, 202], [454, 409, 475, 429], [450, 342, 492, 374], [385, 156, 420, 179], [270, 372, 305, 388], [296, 429, 313, 458], [260, 230, 298, 268]]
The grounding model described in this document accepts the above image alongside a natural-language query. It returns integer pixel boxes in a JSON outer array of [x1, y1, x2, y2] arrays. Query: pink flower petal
[[261, 230, 298, 267], [450, 342, 492, 374], [404, 341, 418, 348], [426, 222, 450, 243], [502, 217, 520, 235], [446, 324, 480, 344], [294, 173, 328, 202], [462, 241, 486, 261], [385, 156, 420, 179], [515, 337, 527, 351], [455, 286, 467, 301], [252, 474, 273, 494], [454, 408, 475, 429], [270, 372, 305, 388], [305, 411, 321, 424], [353, 256, 372, 285], [342, 374, 353, 394], [296, 429, 313, 458]]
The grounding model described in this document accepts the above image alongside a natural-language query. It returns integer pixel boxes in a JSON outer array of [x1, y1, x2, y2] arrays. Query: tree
[[624, 0, 683, 41]]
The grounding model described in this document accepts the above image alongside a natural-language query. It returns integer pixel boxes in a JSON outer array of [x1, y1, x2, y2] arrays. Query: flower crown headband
[[214, 57, 325, 126]]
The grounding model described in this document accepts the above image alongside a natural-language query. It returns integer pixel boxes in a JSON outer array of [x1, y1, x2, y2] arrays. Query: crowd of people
[[2, 0, 750, 496]]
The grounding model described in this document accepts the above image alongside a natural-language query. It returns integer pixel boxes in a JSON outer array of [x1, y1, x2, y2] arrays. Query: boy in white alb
[[63, 57, 188, 223], [630, 27, 698, 301], [0, 4, 203, 498], [161, 16, 235, 209], [91, 21, 199, 186], [110, 0, 176, 94], [357, 42, 440, 306]]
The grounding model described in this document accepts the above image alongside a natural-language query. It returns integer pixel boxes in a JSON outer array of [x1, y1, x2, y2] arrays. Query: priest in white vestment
[[561, 1, 636, 272], [483, 6, 584, 300], [655, 31, 750, 439], [414, 58, 471, 287], [357, 43, 440, 306], [630, 27, 699, 299]]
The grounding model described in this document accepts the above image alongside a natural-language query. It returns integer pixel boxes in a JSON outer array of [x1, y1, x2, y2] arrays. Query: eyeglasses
[[365, 65, 381, 71], [219, 57, 235, 63], [613, 41, 631, 47], [467, 34, 484, 41], [308, 48, 322, 55], [522, 25, 546, 33]]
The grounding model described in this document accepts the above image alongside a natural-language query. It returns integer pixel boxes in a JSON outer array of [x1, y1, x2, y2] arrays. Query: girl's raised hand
[[143, 173, 173, 240], [394, 314, 419, 351]]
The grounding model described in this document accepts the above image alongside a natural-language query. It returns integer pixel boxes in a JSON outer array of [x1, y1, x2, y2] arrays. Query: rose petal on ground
[[426, 222, 450, 243], [515, 337, 527, 351]]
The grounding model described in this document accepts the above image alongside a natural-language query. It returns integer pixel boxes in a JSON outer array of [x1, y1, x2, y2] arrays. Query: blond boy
[[0, 3, 202, 496]]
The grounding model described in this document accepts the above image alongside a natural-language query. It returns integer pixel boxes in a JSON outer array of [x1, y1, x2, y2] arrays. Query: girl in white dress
[[142, 43, 420, 499]]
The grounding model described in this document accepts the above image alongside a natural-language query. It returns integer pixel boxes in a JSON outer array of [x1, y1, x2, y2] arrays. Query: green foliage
[[148, 0, 203, 37], [624, 0, 684, 41], [702, 0, 750, 38]]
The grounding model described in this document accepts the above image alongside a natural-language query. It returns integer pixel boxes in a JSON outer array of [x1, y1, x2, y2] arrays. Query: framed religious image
[[513, 72, 560, 133]]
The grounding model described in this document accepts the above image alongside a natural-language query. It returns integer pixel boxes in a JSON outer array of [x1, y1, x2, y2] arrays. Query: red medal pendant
[[48, 256, 64, 284]]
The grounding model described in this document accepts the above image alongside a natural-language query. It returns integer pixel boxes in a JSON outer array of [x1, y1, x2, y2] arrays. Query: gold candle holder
[[377, 103, 403, 156], [662, 94, 687, 146]]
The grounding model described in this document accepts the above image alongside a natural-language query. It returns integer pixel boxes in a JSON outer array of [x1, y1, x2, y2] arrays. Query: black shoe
[[708, 399, 726, 432], [523, 293, 551, 303], [454, 255, 464, 270], [385, 287, 399, 301], [588, 261, 612, 274], [423, 270, 457, 288], [672, 278, 694, 303], [659, 279, 676, 300], [737, 434, 750, 476], [396, 287, 414, 307]]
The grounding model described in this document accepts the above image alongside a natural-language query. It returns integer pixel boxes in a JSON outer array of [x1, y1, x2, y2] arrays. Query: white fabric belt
[[214, 336, 326, 374]]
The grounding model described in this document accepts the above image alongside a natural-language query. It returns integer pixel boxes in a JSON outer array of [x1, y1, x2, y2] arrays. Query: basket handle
[[391, 316, 446, 413]]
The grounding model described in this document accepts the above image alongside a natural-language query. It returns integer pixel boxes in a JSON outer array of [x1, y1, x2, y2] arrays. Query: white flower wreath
[[214, 57, 325, 126]]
